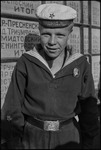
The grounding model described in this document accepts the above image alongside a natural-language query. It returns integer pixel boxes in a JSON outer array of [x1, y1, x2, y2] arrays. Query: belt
[[24, 115, 73, 131]]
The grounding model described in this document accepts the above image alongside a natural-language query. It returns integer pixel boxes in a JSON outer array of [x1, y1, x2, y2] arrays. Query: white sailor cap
[[35, 3, 77, 28]]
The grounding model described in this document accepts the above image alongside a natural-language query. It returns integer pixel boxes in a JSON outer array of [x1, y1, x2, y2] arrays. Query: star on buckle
[[7, 115, 12, 121], [49, 13, 55, 19], [44, 120, 59, 131]]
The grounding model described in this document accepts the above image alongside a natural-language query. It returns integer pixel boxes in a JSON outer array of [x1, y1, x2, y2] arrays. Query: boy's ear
[[68, 22, 74, 33], [69, 22, 74, 33]]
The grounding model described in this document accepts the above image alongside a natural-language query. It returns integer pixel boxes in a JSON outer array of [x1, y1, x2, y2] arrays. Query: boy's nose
[[48, 35, 56, 45]]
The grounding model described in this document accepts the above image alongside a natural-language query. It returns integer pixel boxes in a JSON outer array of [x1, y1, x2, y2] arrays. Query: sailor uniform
[[1, 47, 99, 149], [1, 3, 99, 149]]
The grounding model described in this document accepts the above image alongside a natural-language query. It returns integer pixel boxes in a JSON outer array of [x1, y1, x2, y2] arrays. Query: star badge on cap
[[73, 68, 80, 78]]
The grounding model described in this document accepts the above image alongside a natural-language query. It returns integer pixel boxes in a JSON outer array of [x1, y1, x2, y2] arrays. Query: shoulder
[[71, 53, 90, 68], [13, 54, 29, 74], [67, 52, 89, 66], [74, 53, 88, 64], [72, 53, 91, 74]]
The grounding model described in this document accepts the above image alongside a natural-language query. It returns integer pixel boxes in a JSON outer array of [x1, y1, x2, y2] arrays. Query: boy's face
[[39, 25, 72, 59]]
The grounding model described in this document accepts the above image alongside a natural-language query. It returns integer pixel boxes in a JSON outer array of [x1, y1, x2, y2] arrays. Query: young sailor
[[1, 3, 99, 149]]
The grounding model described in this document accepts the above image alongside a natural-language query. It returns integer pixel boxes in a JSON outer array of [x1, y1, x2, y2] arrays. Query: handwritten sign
[[92, 56, 100, 90], [68, 27, 80, 54], [1, 17, 40, 58], [83, 1, 88, 24], [91, 1, 100, 26], [66, 1, 81, 23], [1, 1, 41, 18], [91, 29, 100, 54], [83, 27, 89, 54], [1, 62, 16, 108]]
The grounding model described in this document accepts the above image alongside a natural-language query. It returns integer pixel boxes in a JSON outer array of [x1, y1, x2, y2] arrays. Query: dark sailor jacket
[[1, 47, 99, 148]]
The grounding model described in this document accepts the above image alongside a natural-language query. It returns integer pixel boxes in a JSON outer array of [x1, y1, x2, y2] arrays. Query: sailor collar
[[25, 48, 83, 77]]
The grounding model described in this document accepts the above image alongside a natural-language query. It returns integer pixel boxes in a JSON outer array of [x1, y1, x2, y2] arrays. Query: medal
[[73, 67, 80, 78]]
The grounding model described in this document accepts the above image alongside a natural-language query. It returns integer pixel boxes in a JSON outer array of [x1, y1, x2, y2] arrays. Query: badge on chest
[[73, 68, 80, 78]]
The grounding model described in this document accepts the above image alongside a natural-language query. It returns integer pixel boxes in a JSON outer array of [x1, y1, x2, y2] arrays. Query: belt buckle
[[44, 120, 59, 131]]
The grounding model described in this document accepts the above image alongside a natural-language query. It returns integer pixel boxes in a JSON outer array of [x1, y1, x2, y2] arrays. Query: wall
[[1, 1, 100, 107]]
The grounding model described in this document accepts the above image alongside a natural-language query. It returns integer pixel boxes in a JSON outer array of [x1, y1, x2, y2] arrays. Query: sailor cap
[[35, 3, 77, 28]]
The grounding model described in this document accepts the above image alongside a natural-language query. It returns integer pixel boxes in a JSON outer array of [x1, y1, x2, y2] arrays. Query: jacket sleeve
[[1, 57, 27, 142], [78, 60, 99, 149]]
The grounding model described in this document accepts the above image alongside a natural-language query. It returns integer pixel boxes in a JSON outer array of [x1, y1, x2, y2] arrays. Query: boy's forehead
[[39, 25, 69, 34]]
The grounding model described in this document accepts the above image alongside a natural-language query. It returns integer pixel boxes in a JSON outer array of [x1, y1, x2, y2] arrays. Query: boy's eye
[[57, 34, 65, 38], [41, 33, 65, 38], [41, 33, 50, 36]]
